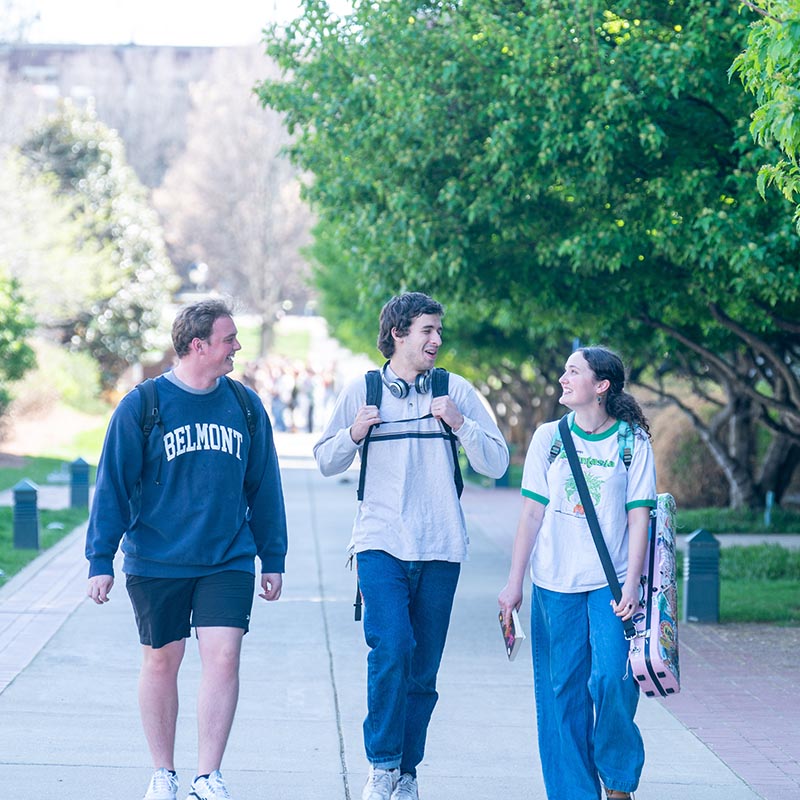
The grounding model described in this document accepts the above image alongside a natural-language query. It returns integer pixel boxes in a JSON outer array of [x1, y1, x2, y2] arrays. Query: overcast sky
[[21, 0, 349, 47]]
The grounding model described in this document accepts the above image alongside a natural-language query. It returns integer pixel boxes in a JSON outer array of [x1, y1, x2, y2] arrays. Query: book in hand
[[499, 608, 526, 661]]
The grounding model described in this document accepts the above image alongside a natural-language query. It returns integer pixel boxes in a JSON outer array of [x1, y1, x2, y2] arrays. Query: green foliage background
[[18, 103, 179, 388], [259, 0, 800, 507]]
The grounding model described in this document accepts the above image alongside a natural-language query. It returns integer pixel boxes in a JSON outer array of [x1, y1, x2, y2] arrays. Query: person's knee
[[142, 643, 184, 677], [369, 629, 414, 673], [591, 668, 637, 710], [198, 630, 244, 675]]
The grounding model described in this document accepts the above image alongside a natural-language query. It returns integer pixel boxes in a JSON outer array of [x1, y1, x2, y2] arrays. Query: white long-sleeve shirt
[[314, 368, 509, 562]]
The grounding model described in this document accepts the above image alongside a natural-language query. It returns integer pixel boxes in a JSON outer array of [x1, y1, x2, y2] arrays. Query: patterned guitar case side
[[629, 492, 681, 698]]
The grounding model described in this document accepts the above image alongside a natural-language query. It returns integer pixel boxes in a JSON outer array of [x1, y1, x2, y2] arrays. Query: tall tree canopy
[[20, 102, 178, 387], [154, 46, 312, 355], [0, 268, 35, 416], [259, 0, 800, 507], [0, 151, 107, 329], [731, 0, 800, 230]]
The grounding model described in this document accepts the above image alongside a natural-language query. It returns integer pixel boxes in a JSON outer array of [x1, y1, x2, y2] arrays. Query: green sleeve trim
[[521, 488, 549, 506], [626, 498, 657, 511]]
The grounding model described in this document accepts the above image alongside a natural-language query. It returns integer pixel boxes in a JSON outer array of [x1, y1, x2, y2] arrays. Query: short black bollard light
[[683, 528, 720, 623], [13, 478, 40, 550], [70, 457, 90, 509]]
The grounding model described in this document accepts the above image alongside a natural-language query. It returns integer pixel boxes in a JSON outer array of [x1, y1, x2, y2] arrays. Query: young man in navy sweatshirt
[[86, 299, 287, 800]]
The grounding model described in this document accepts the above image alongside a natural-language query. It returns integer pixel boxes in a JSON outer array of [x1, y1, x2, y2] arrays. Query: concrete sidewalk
[[0, 437, 794, 799]]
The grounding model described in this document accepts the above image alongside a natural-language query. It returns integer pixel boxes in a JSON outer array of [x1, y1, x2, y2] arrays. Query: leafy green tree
[[731, 0, 800, 230], [20, 101, 179, 387], [260, 0, 800, 507], [0, 268, 35, 415], [0, 151, 107, 328]]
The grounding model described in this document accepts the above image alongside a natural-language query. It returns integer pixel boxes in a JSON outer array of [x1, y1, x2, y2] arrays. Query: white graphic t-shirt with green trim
[[520, 418, 657, 593]]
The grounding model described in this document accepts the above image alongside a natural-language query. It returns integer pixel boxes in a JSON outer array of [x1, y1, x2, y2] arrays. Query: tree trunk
[[725, 394, 761, 508], [259, 317, 274, 359], [686, 402, 759, 510], [759, 438, 800, 505]]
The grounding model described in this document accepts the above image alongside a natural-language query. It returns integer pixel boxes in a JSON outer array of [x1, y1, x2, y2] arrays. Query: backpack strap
[[548, 427, 564, 464], [618, 420, 634, 469], [548, 412, 634, 470], [135, 378, 164, 484], [430, 367, 449, 398], [136, 378, 160, 439], [356, 370, 382, 502], [136, 376, 257, 438], [431, 368, 463, 499], [365, 369, 383, 407], [224, 375, 257, 437], [356, 368, 464, 500]]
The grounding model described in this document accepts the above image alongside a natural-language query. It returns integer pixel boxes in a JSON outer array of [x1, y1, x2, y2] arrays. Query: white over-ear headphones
[[381, 362, 431, 399]]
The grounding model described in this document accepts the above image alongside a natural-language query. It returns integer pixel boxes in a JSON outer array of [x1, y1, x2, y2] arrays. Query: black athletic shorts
[[126, 570, 255, 649]]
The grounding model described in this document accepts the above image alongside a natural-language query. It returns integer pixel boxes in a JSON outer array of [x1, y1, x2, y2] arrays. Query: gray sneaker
[[362, 766, 399, 800], [186, 770, 232, 800], [392, 773, 419, 800], [143, 768, 179, 800]]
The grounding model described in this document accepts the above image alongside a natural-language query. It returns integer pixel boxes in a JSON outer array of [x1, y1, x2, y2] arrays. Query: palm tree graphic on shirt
[[565, 471, 603, 516]]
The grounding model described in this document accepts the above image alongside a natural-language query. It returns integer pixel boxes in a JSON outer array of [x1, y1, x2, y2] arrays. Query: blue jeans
[[356, 550, 460, 776], [531, 584, 644, 799]]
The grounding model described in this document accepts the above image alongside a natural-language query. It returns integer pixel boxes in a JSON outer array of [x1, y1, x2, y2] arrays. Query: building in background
[[1, 43, 216, 186]]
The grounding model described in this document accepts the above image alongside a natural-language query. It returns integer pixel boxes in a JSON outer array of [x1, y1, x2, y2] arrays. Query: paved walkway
[[458, 478, 800, 800], [0, 433, 797, 799]]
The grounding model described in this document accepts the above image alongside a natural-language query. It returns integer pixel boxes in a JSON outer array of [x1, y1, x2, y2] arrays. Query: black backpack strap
[[558, 415, 635, 640], [224, 376, 257, 437], [354, 582, 363, 621], [431, 368, 464, 499], [136, 378, 159, 439], [135, 378, 164, 484], [365, 368, 383, 407], [357, 370, 382, 501], [430, 367, 448, 398]]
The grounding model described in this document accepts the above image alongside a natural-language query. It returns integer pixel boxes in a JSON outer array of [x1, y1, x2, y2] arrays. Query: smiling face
[[559, 351, 606, 410], [201, 315, 241, 378], [390, 313, 442, 378]]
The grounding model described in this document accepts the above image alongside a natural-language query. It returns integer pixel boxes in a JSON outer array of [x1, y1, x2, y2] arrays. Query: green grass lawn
[[676, 576, 800, 625], [0, 456, 97, 492], [678, 506, 800, 534], [0, 455, 94, 588], [675, 544, 800, 625], [0, 506, 89, 588], [720, 579, 800, 624], [236, 321, 312, 364]]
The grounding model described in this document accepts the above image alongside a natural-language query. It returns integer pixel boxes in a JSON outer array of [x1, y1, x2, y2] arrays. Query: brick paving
[[462, 484, 800, 800], [1, 444, 797, 798], [665, 623, 800, 800]]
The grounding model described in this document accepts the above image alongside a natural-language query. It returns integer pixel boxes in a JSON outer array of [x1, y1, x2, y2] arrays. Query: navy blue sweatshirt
[[86, 373, 288, 578]]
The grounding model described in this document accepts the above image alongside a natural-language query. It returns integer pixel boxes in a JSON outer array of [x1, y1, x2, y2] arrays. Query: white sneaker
[[186, 770, 232, 800], [392, 773, 419, 800], [143, 768, 179, 800], [362, 766, 399, 800]]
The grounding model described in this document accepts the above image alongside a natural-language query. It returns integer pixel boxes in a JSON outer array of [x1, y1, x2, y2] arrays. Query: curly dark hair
[[172, 299, 234, 357], [376, 292, 444, 358], [578, 345, 651, 437]]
